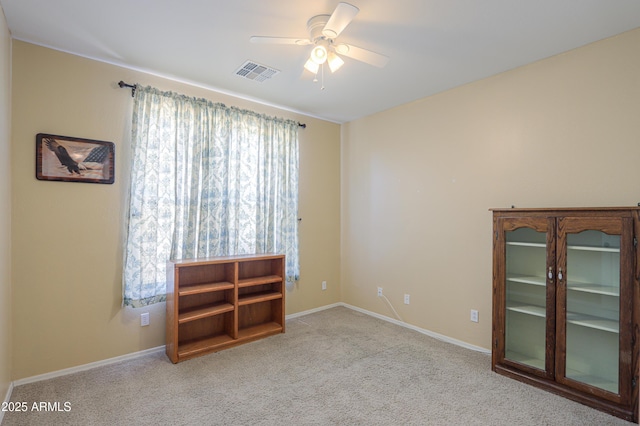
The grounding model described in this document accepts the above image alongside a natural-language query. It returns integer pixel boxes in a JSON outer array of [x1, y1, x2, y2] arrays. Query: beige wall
[[11, 41, 341, 379], [341, 28, 640, 350], [0, 5, 12, 402]]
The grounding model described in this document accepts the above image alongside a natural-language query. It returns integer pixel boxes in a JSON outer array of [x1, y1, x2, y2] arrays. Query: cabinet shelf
[[507, 304, 546, 318], [238, 275, 282, 288], [566, 313, 619, 333], [506, 305, 618, 333], [177, 322, 284, 360], [567, 283, 619, 297], [506, 241, 546, 248], [567, 244, 619, 253], [566, 368, 618, 394], [507, 275, 546, 286], [178, 333, 235, 359], [178, 302, 234, 324], [238, 290, 282, 306], [505, 350, 545, 370], [507, 275, 619, 296], [167, 254, 286, 363], [178, 281, 234, 296], [238, 322, 283, 339], [507, 275, 619, 297]]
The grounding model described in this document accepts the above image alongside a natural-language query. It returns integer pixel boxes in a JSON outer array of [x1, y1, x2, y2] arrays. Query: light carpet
[[2, 306, 633, 425]]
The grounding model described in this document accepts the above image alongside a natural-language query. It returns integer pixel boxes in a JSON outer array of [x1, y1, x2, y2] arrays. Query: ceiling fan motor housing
[[307, 15, 331, 42]]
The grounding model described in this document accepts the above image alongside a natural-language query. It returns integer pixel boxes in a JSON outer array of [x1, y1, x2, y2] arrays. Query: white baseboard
[[340, 303, 490, 354], [290, 302, 490, 355], [285, 302, 342, 320], [0, 381, 14, 424], [13, 346, 165, 387]]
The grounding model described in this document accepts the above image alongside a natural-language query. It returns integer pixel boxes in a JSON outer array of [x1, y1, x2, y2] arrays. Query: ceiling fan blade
[[335, 43, 389, 68], [322, 2, 359, 38], [250, 36, 311, 46]]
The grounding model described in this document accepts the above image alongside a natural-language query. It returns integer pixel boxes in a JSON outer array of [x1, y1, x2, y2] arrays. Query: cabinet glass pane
[[565, 231, 619, 394], [505, 228, 547, 370]]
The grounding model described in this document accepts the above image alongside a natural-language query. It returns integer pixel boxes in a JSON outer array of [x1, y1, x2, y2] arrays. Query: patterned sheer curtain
[[123, 86, 299, 307]]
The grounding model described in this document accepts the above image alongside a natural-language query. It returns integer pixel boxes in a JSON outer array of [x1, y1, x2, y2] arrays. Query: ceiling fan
[[250, 2, 389, 80]]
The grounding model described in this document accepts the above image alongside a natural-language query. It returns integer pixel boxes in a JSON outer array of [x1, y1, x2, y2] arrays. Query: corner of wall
[[0, 0, 14, 411]]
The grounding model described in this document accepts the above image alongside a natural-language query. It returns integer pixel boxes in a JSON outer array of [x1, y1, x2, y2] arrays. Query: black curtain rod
[[118, 80, 136, 97], [118, 80, 306, 129]]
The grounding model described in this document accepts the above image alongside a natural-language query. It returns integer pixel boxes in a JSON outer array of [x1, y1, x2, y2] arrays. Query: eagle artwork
[[37, 134, 114, 184]]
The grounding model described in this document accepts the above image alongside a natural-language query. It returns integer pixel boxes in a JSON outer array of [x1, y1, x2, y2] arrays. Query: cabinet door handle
[[548, 267, 553, 280], [558, 267, 563, 281]]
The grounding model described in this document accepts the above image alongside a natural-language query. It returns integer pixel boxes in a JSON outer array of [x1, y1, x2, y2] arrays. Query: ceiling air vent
[[235, 61, 279, 82]]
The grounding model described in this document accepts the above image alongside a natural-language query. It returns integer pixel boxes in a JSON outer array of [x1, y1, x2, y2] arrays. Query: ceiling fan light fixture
[[252, 3, 387, 87], [304, 58, 320, 74], [327, 51, 344, 73], [310, 45, 328, 64]]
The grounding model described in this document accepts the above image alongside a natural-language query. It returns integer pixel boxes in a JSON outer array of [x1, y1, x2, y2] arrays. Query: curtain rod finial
[[118, 80, 136, 97]]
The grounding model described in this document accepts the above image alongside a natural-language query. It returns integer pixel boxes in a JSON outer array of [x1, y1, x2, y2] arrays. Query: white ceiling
[[2, 0, 640, 123]]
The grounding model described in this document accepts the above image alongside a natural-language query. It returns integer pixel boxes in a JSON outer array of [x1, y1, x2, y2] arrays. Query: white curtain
[[123, 86, 299, 307]]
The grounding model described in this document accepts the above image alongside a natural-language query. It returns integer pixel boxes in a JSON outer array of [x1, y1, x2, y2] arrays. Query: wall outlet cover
[[141, 312, 150, 326]]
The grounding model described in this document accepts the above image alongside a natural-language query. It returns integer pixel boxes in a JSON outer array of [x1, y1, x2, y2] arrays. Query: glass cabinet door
[[502, 223, 553, 375], [564, 230, 619, 393], [556, 217, 632, 402]]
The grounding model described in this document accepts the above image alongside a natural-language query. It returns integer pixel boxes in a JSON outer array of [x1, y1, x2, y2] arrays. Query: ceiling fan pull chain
[[321, 63, 325, 91]]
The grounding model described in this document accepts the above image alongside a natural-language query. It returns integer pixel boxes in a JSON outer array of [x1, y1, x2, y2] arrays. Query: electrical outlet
[[470, 309, 479, 323], [141, 312, 150, 326], [404, 294, 410, 304], [377, 287, 383, 297], [322, 281, 327, 290]]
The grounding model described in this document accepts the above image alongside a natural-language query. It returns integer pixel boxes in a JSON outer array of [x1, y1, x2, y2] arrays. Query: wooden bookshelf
[[166, 254, 285, 363]]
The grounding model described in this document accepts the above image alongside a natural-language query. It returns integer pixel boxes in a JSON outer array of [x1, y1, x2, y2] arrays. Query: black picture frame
[[36, 133, 115, 184]]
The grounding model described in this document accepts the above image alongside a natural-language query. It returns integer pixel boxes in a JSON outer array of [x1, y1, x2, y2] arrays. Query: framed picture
[[36, 133, 115, 184]]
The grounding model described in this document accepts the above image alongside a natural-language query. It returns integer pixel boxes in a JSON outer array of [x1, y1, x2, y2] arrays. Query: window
[[123, 86, 299, 307]]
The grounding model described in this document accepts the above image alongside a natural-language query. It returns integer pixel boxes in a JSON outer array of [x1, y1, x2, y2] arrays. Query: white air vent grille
[[235, 61, 279, 82]]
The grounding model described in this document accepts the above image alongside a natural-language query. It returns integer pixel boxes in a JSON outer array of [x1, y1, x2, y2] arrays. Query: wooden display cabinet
[[491, 207, 640, 422], [166, 254, 285, 363]]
